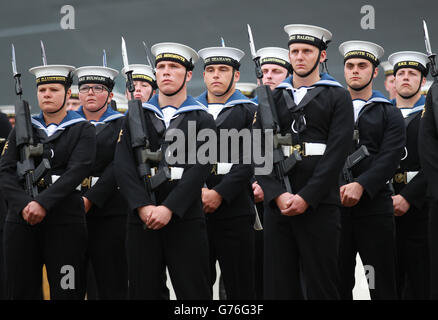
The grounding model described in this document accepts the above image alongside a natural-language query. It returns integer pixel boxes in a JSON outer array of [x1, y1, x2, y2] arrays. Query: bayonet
[[11, 44, 18, 77], [11, 44, 22, 97], [423, 20, 438, 79], [40, 40, 47, 66], [102, 49, 107, 67], [121, 36, 130, 71], [221, 37, 225, 48], [142, 41, 154, 69], [247, 24, 263, 79], [424, 20, 433, 56], [247, 24, 258, 60], [121, 36, 135, 99]]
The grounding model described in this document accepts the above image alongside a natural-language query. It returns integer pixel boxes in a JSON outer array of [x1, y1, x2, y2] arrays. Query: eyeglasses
[[79, 85, 108, 94]]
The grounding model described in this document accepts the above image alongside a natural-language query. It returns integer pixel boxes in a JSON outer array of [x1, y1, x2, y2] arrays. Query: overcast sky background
[[0, 0, 437, 111]]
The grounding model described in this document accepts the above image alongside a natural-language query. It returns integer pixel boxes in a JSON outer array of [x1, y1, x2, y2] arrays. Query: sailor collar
[[398, 95, 426, 117], [32, 110, 87, 135], [361, 90, 392, 107], [142, 94, 208, 118], [196, 89, 257, 108], [75, 105, 124, 126], [276, 72, 344, 91]]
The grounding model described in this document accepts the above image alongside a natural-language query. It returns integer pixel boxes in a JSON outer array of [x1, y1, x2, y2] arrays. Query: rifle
[[121, 37, 168, 206], [247, 24, 301, 193], [12, 44, 50, 197], [342, 145, 369, 184]]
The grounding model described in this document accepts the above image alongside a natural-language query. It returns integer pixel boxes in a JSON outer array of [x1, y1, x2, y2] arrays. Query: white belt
[[216, 162, 233, 175], [282, 142, 326, 157], [51, 175, 99, 191], [150, 167, 184, 180], [393, 171, 419, 184], [406, 171, 419, 183]]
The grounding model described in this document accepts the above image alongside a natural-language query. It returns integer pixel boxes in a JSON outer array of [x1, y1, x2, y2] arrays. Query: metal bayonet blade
[[221, 37, 225, 48], [424, 20, 433, 56], [102, 49, 107, 67], [40, 40, 47, 66], [247, 24, 258, 60], [11, 44, 18, 76], [121, 36, 130, 71], [142, 41, 154, 67]]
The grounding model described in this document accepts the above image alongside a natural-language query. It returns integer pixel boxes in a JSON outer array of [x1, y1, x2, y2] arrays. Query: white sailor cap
[[121, 64, 156, 88], [421, 80, 433, 95], [151, 42, 199, 71], [283, 24, 332, 49], [74, 66, 119, 91], [256, 47, 292, 72], [69, 85, 79, 99], [380, 61, 394, 76], [339, 40, 384, 66], [235, 82, 257, 97], [198, 47, 245, 70], [29, 65, 75, 87], [388, 51, 429, 76]]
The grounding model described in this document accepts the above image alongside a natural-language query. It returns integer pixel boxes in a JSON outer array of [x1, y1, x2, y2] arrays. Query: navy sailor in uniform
[[252, 46, 292, 300], [114, 42, 216, 299], [254, 24, 354, 299], [122, 64, 157, 103], [388, 51, 430, 299], [74, 65, 129, 299], [337, 40, 405, 300], [381, 61, 397, 102], [0, 64, 96, 299], [196, 45, 257, 299]]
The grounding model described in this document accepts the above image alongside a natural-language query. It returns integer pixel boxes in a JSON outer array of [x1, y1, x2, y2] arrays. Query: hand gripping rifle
[[247, 24, 300, 194], [121, 38, 169, 206], [12, 44, 50, 197], [341, 145, 369, 184]]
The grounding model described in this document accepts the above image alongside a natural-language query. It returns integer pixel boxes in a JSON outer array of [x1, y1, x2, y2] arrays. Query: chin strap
[[398, 75, 424, 99], [295, 50, 322, 78], [162, 69, 188, 97], [348, 67, 376, 92], [213, 69, 236, 97], [88, 90, 111, 113]]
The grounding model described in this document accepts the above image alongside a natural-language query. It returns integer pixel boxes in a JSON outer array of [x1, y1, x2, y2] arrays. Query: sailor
[[235, 82, 257, 98], [74, 64, 128, 299], [381, 60, 397, 101], [388, 51, 430, 299], [251, 46, 293, 299], [254, 24, 354, 299], [337, 41, 405, 300], [114, 42, 216, 299], [0, 64, 96, 299], [196, 45, 257, 299], [122, 64, 157, 103], [66, 85, 81, 111]]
